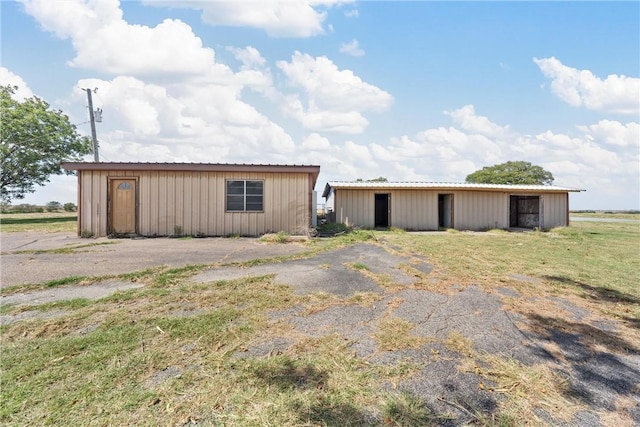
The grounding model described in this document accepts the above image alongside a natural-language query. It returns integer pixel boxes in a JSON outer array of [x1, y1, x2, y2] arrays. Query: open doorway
[[374, 193, 389, 228], [509, 195, 540, 228], [438, 194, 453, 228]]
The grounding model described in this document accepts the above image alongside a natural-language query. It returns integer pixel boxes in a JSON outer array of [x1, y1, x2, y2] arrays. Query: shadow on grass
[[249, 356, 444, 425], [249, 357, 371, 424], [525, 313, 640, 414], [251, 358, 328, 391], [0, 216, 77, 225], [544, 275, 639, 305]]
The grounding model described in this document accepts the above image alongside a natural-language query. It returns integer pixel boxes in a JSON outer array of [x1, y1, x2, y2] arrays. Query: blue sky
[[1, 0, 639, 210]]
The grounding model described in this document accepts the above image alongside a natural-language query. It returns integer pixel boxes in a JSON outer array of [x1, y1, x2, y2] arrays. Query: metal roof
[[62, 162, 321, 187], [322, 181, 584, 197]]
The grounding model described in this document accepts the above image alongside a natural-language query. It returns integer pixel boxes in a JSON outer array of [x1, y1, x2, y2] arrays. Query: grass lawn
[[570, 211, 640, 220], [0, 212, 77, 233], [1, 222, 638, 425]]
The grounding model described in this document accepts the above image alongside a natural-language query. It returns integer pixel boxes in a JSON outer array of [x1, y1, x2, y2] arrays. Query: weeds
[[375, 315, 430, 351], [259, 231, 291, 243], [383, 391, 437, 426], [2, 220, 638, 425]]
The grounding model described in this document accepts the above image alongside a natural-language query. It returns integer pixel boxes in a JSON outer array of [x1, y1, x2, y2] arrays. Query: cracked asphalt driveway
[[2, 232, 638, 425], [0, 232, 308, 287]]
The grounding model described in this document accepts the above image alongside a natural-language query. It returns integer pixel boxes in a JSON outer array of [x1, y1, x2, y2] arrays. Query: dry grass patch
[[346, 292, 384, 307], [473, 356, 578, 424], [444, 330, 475, 358], [600, 395, 640, 427], [374, 315, 431, 352]]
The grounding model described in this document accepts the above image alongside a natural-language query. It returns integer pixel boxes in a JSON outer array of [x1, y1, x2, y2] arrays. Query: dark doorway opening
[[374, 193, 389, 228], [509, 195, 540, 228], [438, 194, 453, 228]]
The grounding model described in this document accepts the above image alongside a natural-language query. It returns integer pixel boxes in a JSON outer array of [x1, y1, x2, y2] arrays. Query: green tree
[[0, 85, 92, 202], [465, 161, 554, 185], [46, 201, 63, 212], [63, 202, 77, 212]]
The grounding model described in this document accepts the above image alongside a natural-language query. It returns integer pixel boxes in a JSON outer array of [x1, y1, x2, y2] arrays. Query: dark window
[[226, 180, 263, 212]]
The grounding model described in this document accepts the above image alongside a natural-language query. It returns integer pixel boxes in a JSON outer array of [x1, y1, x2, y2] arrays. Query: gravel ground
[[2, 232, 638, 425]]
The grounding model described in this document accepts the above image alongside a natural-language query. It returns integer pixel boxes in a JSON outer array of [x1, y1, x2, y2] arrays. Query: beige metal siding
[[541, 193, 568, 229], [391, 190, 439, 230], [78, 170, 109, 237], [454, 191, 509, 230], [77, 170, 312, 237], [334, 189, 439, 230], [331, 186, 573, 231]]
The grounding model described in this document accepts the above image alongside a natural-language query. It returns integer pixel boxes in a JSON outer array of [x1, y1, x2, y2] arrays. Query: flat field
[[0, 212, 77, 233]]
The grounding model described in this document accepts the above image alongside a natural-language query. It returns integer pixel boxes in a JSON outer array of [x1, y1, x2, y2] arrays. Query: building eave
[[323, 181, 585, 197], [61, 162, 320, 187]]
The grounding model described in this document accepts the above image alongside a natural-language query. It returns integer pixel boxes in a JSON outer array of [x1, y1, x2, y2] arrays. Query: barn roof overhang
[[62, 162, 321, 188], [322, 181, 585, 198]]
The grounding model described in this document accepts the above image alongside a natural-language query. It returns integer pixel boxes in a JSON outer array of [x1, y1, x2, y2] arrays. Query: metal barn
[[322, 182, 584, 231], [62, 162, 320, 237]]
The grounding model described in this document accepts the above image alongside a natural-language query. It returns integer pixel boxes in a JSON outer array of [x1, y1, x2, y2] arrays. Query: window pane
[[246, 195, 263, 211], [226, 180, 263, 212], [227, 195, 244, 211], [246, 181, 263, 195], [246, 204, 263, 211], [227, 180, 245, 195]]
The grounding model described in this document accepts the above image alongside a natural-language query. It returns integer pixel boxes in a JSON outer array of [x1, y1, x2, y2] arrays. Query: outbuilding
[[322, 181, 584, 231], [62, 162, 320, 237]]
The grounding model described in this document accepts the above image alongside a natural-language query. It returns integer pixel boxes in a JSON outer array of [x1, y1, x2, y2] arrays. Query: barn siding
[[335, 189, 439, 230], [454, 191, 508, 230], [77, 170, 313, 237], [541, 192, 568, 229], [331, 187, 572, 232]]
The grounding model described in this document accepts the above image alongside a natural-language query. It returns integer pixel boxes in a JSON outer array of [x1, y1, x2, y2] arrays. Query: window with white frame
[[226, 180, 264, 212]]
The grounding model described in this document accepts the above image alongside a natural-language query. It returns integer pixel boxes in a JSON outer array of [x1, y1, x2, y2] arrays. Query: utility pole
[[85, 88, 99, 162]]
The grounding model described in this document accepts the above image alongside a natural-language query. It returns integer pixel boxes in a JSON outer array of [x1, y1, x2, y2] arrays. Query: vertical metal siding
[[391, 190, 438, 230], [454, 191, 508, 230], [541, 193, 568, 229], [335, 189, 439, 230], [332, 187, 572, 231], [77, 170, 313, 236], [79, 170, 109, 237]]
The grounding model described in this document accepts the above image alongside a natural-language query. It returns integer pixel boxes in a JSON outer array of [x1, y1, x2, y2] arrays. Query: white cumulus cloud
[[277, 52, 392, 133], [445, 104, 510, 138], [534, 57, 640, 115], [0, 67, 35, 99], [577, 120, 640, 148], [339, 39, 364, 57], [142, 0, 352, 38], [21, 0, 218, 76]]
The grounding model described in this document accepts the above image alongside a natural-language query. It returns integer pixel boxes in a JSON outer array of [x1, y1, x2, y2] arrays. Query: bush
[[46, 201, 63, 212], [10, 203, 42, 213], [80, 229, 95, 238], [63, 203, 77, 212]]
